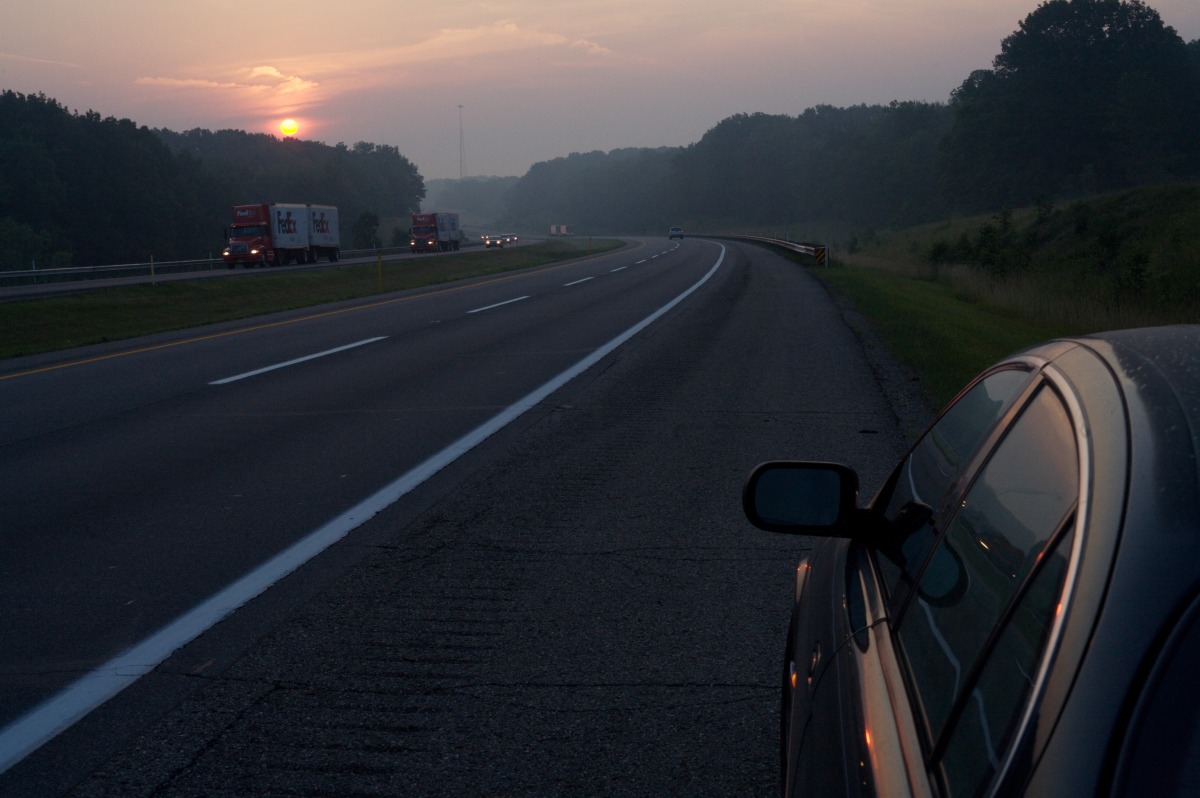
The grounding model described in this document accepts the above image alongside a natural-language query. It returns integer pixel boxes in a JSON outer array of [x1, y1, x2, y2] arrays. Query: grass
[[0, 239, 623, 360], [792, 185, 1200, 409], [813, 259, 1075, 408]]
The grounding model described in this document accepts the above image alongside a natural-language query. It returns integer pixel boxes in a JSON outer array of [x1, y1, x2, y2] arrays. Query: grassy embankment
[[0, 239, 623, 361], [803, 184, 1200, 409]]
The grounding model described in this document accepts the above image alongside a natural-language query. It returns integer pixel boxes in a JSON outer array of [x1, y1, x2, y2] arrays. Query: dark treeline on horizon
[[0, 97, 425, 269], [2, 0, 1199, 268], [501, 0, 1200, 236]]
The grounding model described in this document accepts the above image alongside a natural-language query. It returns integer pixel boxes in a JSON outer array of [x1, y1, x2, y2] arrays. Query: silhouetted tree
[[351, 211, 381, 249], [942, 0, 1200, 210], [0, 90, 427, 267]]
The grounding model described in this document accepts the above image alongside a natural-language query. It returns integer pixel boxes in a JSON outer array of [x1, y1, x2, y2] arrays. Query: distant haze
[[3, 1, 1198, 179]]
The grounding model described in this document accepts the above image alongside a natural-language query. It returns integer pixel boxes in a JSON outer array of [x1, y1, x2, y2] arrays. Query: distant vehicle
[[549, 225, 572, 237], [504, 233, 519, 244], [669, 227, 684, 239], [744, 325, 1200, 798], [484, 233, 505, 248], [410, 212, 462, 253], [222, 203, 340, 268]]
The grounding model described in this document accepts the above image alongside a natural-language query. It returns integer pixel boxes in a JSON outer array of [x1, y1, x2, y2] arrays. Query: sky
[[3, 1, 1199, 181]]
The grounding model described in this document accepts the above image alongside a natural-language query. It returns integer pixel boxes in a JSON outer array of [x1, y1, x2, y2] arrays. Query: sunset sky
[[3, 1, 1198, 180]]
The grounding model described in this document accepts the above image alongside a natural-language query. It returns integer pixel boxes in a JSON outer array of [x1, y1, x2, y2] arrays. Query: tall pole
[[458, 104, 465, 180]]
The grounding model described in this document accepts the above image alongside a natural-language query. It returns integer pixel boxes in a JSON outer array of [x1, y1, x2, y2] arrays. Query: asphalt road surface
[[0, 238, 927, 796]]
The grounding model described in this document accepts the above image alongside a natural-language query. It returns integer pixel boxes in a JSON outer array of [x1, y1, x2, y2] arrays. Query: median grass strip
[[0, 239, 623, 360]]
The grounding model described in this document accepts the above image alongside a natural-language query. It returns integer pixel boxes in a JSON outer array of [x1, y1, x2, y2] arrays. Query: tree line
[[497, 0, 1200, 237], [2, 0, 1197, 268], [0, 92, 425, 269]]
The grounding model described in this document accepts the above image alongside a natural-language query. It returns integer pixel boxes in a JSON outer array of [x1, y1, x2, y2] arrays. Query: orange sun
[[280, 118, 299, 137]]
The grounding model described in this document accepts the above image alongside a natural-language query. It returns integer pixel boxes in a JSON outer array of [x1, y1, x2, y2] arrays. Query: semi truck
[[549, 224, 573, 237], [409, 212, 462, 253], [222, 203, 340, 268]]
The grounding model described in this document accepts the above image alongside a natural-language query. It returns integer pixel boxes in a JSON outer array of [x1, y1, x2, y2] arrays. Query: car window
[[895, 385, 1078, 751], [937, 525, 1075, 796], [875, 368, 1033, 603]]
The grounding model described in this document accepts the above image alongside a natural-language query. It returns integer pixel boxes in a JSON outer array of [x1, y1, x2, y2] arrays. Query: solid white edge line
[[466, 295, 530, 314], [564, 277, 595, 287], [210, 337, 388, 385], [0, 244, 726, 775]]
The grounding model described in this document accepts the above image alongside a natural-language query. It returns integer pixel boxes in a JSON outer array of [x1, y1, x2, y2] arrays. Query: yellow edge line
[[1, 241, 646, 382]]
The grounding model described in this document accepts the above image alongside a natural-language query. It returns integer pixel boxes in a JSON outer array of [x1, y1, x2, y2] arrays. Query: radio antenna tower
[[458, 104, 465, 180]]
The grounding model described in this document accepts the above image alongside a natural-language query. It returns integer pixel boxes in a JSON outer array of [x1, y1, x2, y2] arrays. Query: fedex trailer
[[222, 203, 340, 267]]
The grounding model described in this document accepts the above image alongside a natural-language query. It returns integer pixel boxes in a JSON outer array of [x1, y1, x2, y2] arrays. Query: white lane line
[[0, 244, 726, 776], [610, 267, 627, 273], [636, 260, 647, 264], [564, 277, 595, 287], [467, 295, 530, 314], [210, 337, 387, 385]]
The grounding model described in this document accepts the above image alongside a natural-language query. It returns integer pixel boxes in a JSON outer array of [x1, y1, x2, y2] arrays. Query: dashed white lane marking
[[0, 245, 726, 776], [467, 295, 530, 314], [210, 337, 388, 385]]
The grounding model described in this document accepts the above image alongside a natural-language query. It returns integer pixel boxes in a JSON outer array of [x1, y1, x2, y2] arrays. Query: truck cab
[[223, 205, 277, 268]]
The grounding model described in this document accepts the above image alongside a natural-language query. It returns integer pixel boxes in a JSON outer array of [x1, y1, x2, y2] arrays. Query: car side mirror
[[743, 461, 862, 536]]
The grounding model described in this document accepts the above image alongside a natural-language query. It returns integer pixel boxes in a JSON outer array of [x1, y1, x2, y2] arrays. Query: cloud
[[248, 66, 286, 80], [0, 50, 80, 69], [123, 20, 619, 133], [263, 20, 623, 83], [134, 77, 251, 91], [246, 66, 321, 95], [132, 64, 321, 120], [571, 39, 614, 57]]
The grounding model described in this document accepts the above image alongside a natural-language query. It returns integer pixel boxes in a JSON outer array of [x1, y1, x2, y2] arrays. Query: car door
[[788, 366, 1038, 796], [893, 382, 1080, 796]]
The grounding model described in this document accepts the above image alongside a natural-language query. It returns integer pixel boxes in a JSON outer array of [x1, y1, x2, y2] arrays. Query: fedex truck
[[409, 212, 462, 253], [222, 203, 340, 267]]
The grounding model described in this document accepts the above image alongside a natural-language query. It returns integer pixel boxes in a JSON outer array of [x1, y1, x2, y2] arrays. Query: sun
[[280, 118, 299, 137]]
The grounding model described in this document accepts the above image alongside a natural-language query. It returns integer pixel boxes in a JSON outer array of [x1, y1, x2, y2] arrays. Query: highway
[[0, 238, 921, 796]]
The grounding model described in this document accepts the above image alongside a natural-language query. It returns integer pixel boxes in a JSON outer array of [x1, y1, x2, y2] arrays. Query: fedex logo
[[312, 213, 330, 234], [234, 206, 267, 223], [276, 211, 298, 235]]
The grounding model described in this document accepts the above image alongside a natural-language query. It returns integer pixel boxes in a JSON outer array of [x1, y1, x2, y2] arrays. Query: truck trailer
[[410, 212, 462, 253], [222, 203, 340, 268]]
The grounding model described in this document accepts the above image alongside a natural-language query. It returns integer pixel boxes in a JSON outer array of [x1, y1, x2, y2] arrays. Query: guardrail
[[0, 245, 426, 288], [720, 235, 830, 265]]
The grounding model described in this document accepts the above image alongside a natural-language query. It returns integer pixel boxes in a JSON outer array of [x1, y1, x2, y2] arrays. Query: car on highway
[[743, 326, 1200, 798], [669, 226, 684, 239], [484, 233, 505, 248]]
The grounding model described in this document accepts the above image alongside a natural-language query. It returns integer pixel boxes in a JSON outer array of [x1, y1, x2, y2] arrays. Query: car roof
[[1028, 324, 1200, 571], [1081, 325, 1200, 430], [1006, 325, 1200, 794]]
